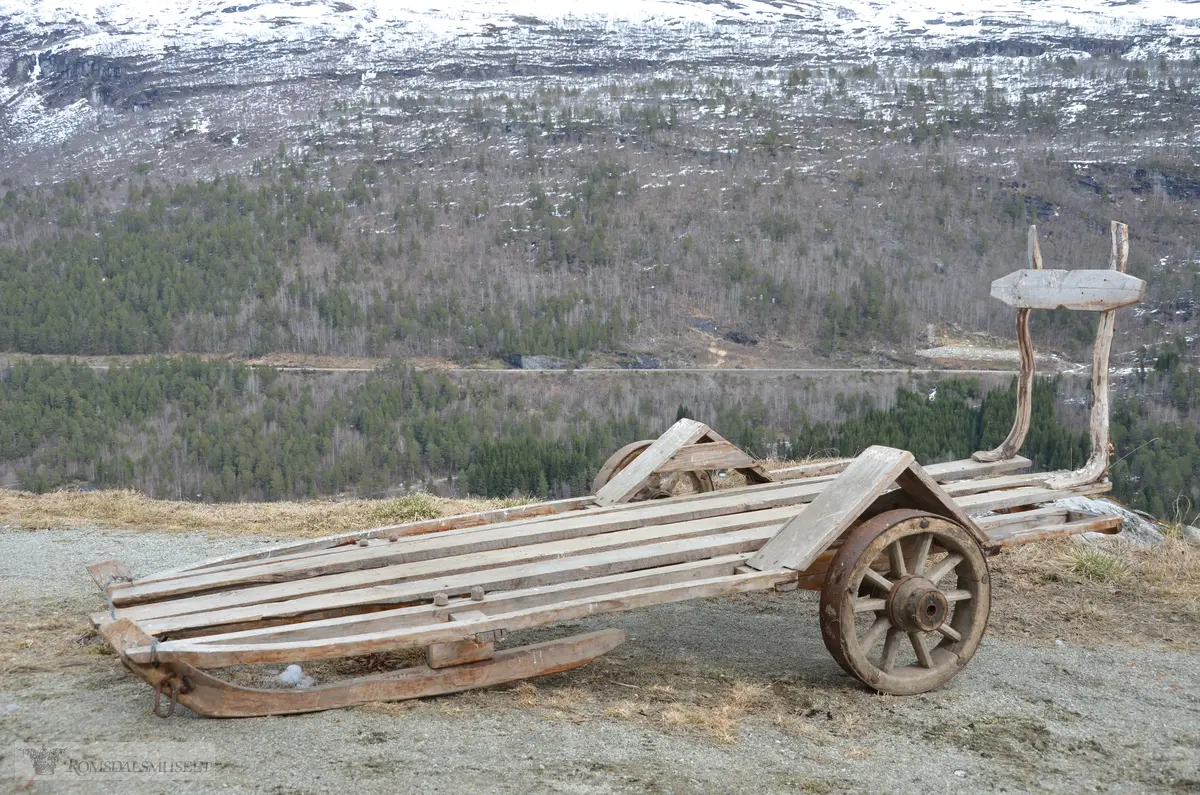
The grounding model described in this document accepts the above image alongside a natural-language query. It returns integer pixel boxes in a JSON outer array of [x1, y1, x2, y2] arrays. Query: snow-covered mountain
[[1, 0, 1198, 174]]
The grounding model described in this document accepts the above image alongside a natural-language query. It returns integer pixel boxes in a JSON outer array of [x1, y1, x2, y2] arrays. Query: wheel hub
[[886, 575, 948, 633]]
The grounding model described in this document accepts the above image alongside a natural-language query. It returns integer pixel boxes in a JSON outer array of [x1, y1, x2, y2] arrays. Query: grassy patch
[[0, 489, 521, 538]]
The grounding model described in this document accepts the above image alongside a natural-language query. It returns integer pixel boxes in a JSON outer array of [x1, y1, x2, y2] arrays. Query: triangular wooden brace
[[593, 419, 711, 506], [745, 447, 986, 572]]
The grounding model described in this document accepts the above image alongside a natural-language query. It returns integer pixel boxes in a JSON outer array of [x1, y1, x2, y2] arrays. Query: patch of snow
[[277, 664, 314, 688]]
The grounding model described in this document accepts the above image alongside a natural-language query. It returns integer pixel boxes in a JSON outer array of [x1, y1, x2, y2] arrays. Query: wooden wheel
[[819, 509, 990, 696], [591, 440, 714, 500]]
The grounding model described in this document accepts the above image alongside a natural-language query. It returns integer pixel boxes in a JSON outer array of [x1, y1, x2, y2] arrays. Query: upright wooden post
[[973, 225, 1042, 463], [1048, 221, 1129, 489]]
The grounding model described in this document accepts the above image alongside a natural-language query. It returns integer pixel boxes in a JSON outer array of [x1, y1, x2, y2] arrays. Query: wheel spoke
[[938, 623, 963, 642], [880, 628, 902, 672], [909, 533, 934, 576], [925, 553, 963, 585], [863, 568, 893, 594], [943, 589, 972, 602], [858, 616, 891, 650], [888, 541, 908, 578], [854, 597, 886, 613], [910, 632, 934, 668]]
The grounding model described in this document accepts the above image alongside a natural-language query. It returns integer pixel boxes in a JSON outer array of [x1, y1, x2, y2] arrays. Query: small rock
[[1055, 639, 1066, 647], [2, 703, 18, 715], [1181, 525, 1200, 547], [954, 770, 967, 778]]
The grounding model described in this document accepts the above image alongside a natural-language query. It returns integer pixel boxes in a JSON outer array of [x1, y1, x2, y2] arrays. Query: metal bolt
[[433, 592, 449, 607], [470, 587, 485, 602]]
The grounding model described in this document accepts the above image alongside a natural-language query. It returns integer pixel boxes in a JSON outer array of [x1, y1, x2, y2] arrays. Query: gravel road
[[2, 528, 1197, 794]]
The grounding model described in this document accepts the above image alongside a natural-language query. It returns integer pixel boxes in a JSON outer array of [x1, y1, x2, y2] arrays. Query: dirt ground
[[1, 527, 1197, 795]]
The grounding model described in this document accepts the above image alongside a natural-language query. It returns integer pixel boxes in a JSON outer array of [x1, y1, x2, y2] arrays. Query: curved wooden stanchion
[[1048, 221, 1129, 489], [973, 225, 1042, 463]]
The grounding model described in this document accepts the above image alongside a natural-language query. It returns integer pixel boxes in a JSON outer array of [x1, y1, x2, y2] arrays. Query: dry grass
[[990, 537, 1200, 649], [0, 489, 521, 538]]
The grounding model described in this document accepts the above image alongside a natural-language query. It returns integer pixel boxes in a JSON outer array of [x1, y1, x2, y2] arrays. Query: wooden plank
[[974, 506, 1069, 533], [128, 526, 783, 635], [594, 419, 710, 506], [771, 454, 1031, 484], [990, 268, 1144, 311], [87, 559, 133, 591], [125, 569, 794, 667], [113, 503, 805, 608], [985, 513, 1121, 548], [957, 479, 1111, 513], [657, 440, 758, 473], [136, 497, 592, 583], [747, 446, 915, 572], [102, 618, 625, 718], [166, 555, 753, 648]]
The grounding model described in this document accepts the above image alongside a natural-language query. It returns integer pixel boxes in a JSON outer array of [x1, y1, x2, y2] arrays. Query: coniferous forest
[[1, 357, 1194, 519]]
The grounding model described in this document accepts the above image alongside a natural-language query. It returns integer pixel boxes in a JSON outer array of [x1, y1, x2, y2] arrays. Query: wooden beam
[[594, 419, 711, 506], [990, 268, 1144, 311], [984, 513, 1121, 548], [102, 618, 625, 718], [746, 446, 915, 572], [1049, 221, 1130, 489], [975, 224, 1042, 464]]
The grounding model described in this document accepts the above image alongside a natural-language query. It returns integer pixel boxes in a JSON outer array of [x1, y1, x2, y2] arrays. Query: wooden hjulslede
[[88, 223, 1142, 717]]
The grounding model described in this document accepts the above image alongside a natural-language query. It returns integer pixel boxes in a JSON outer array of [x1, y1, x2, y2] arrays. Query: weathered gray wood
[[103, 619, 626, 718], [87, 559, 133, 591], [772, 454, 1031, 484], [426, 635, 494, 669], [175, 555, 753, 648], [126, 569, 795, 667], [113, 499, 812, 607], [746, 446, 915, 572], [126, 526, 784, 635], [990, 268, 1144, 311], [1049, 221, 1130, 489], [891, 462, 987, 545], [124, 454, 1033, 597], [975, 225, 1042, 463], [594, 419, 711, 505], [140, 496, 592, 582], [983, 513, 1121, 548], [656, 440, 759, 473]]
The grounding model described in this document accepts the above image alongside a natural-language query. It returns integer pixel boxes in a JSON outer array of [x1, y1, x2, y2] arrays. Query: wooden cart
[[88, 222, 1145, 717]]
